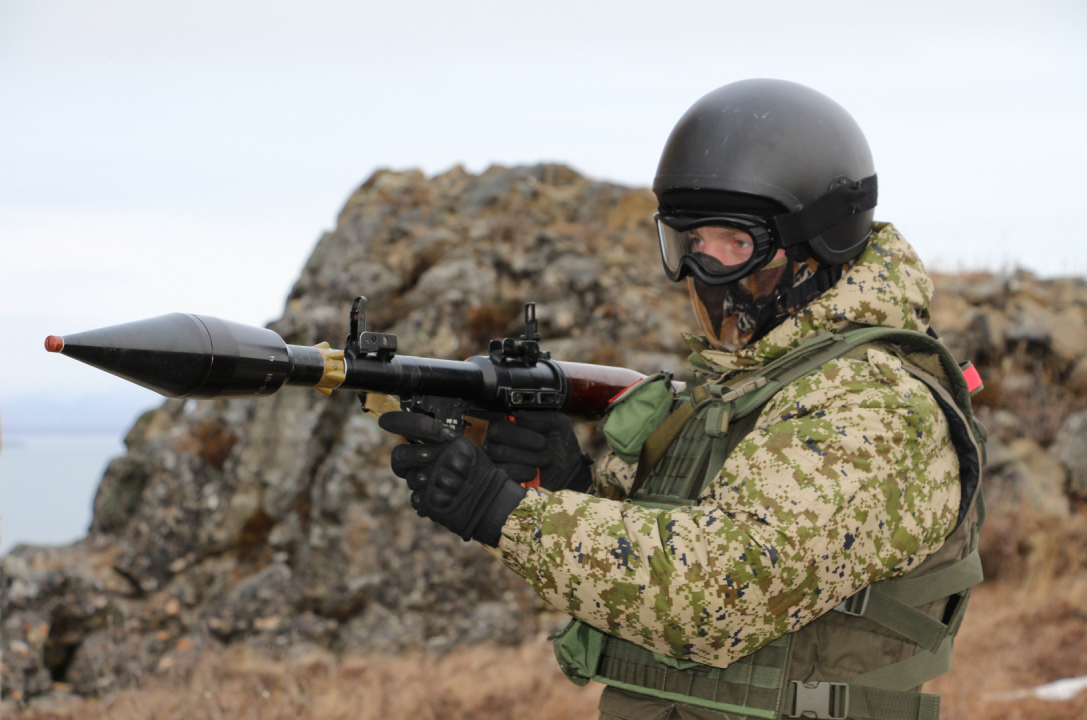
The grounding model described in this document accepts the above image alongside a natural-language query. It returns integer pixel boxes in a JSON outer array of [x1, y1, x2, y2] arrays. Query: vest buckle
[[787, 681, 850, 720], [715, 375, 769, 403], [833, 584, 870, 617]]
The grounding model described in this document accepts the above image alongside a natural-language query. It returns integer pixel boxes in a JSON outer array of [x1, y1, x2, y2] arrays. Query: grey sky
[[2, 0, 1086, 428]]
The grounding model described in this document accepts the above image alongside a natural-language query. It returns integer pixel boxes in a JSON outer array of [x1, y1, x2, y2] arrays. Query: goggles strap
[[769, 174, 878, 248]]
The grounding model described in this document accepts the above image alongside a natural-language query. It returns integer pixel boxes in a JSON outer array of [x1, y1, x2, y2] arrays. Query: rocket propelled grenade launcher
[[45, 297, 650, 432]]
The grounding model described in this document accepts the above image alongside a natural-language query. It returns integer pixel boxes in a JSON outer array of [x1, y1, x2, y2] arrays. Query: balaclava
[[688, 255, 848, 351]]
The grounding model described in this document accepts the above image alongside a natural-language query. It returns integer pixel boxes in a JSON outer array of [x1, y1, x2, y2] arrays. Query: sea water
[[0, 433, 125, 555]]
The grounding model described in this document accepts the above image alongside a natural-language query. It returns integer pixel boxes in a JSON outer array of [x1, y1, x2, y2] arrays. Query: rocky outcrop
[[2, 165, 690, 701], [929, 272, 1087, 516], [3, 165, 1086, 702], [1050, 411, 1087, 504]]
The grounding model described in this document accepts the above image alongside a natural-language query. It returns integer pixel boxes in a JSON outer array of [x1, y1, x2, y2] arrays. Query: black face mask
[[689, 257, 847, 351], [689, 258, 790, 351]]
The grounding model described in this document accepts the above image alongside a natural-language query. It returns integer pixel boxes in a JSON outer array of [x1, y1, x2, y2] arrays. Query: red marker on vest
[[962, 362, 983, 395]]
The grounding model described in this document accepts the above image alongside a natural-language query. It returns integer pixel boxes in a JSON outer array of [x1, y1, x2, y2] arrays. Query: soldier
[[380, 79, 985, 720]]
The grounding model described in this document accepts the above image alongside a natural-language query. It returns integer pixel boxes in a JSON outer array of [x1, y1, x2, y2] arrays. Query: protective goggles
[[655, 214, 777, 285]]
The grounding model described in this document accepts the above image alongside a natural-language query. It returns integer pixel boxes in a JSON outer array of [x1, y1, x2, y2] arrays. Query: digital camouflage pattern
[[493, 223, 962, 668]]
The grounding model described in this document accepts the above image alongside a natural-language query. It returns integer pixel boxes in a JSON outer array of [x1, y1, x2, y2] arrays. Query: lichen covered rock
[[4, 165, 1087, 702]]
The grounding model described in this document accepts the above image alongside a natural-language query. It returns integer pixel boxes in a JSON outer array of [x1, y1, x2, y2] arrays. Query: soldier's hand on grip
[[379, 412, 526, 546], [483, 410, 592, 493]]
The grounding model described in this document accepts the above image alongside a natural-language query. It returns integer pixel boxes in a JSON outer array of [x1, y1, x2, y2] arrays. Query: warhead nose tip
[[45, 335, 64, 353]]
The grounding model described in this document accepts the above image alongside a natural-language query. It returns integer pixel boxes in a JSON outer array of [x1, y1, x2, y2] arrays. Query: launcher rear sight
[[490, 302, 552, 365]]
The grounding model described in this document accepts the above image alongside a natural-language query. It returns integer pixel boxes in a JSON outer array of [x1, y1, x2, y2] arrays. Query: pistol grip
[[507, 414, 543, 489]]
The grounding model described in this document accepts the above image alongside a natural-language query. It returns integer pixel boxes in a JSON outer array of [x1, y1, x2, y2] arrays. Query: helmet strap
[[751, 261, 795, 341], [690, 259, 849, 351], [755, 262, 846, 343], [778, 263, 844, 312]]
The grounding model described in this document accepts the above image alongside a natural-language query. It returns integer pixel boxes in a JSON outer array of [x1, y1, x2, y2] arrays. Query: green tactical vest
[[553, 327, 987, 720]]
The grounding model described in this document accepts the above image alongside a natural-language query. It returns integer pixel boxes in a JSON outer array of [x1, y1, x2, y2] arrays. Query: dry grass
[[11, 578, 1087, 720], [7, 638, 603, 720], [9, 512, 1087, 720], [928, 509, 1087, 718], [929, 577, 1087, 719]]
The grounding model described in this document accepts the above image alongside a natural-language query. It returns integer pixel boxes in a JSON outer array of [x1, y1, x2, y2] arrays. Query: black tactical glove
[[379, 412, 526, 547], [483, 410, 592, 493]]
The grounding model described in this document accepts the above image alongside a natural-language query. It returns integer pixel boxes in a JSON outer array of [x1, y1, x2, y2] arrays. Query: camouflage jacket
[[493, 223, 961, 669]]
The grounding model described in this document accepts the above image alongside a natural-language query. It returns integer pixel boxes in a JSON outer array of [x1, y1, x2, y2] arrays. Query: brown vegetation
[[929, 579, 1087, 719], [10, 544, 1086, 720], [924, 508, 1087, 719], [6, 639, 602, 720]]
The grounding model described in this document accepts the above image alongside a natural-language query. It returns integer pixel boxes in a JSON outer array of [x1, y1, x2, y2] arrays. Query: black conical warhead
[[48, 313, 294, 398]]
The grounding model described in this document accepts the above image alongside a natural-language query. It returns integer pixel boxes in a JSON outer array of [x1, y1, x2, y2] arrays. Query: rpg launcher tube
[[44, 313, 645, 419]]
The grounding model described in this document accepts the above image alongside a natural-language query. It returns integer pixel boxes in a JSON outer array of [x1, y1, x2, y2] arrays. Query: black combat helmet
[[653, 79, 877, 285]]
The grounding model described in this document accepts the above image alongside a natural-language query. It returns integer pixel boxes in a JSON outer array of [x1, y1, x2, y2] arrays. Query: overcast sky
[[2, 0, 1086, 432]]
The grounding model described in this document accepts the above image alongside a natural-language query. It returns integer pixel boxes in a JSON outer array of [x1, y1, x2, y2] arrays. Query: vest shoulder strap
[[728, 326, 977, 424], [698, 327, 985, 507]]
